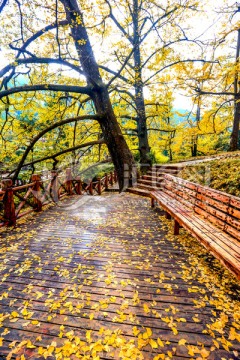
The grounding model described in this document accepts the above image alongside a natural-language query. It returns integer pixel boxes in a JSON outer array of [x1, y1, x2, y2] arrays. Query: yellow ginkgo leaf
[[11, 311, 19, 318], [200, 348, 210, 358], [132, 326, 140, 336], [149, 338, 158, 349], [178, 339, 187, 346], [143, 303, 150, 314], [157, 337, 164, 347]]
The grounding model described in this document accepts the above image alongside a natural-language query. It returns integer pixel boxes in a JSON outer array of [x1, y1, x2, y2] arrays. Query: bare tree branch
[[107, 47, 135, 87], [13, 20, 68, 58], [0, 58, 83, 79], [147, 128, 176, 132], [195, 89, 236, 96], [99, 65, 130, 84]]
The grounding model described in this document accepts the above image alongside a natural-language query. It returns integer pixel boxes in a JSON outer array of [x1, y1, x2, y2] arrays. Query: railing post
[[51, 170, 59, 202], [110, 172, 113, 185], [89, 181, 93, 195], [2, 179, 16, 226], [65, 168, 73, 195], [75, 176, 82, 195], [31, 174, 42, 212], [97, 178, 102, 195], [105, 173, 109, 190], [114, 170, 117, 183]]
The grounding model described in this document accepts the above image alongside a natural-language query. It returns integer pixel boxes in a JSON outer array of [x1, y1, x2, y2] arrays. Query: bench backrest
[[163, 174, 240, 240]]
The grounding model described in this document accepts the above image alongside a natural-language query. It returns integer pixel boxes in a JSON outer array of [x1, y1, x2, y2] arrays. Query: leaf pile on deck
[[0, 194, 239, 359]]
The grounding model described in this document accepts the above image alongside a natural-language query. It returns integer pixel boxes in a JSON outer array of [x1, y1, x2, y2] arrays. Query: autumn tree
[[94, 0, 214, 165], [183, 3, 240, 152], [0, 0, 134, 190]]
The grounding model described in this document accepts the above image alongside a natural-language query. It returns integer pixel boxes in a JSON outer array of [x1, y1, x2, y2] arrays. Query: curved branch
[[0, 58, 83, 79], [21, 139, 105, 168], [147, 128, 176, 132], [12, 114, 100, 181], [114, 87, 135, 101], [195, 89, 236, 96], [119, 115, 137, 121], [99, 65, 130, 84], [144, 59, 218, 84], [13, 20, 68, 58], [0, 84, 92, 100]]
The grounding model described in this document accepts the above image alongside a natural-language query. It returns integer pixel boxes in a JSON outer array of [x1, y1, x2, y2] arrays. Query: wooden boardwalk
[[0, 193, 239, 359]]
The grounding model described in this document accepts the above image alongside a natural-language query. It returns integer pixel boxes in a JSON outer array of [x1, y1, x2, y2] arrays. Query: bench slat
[[163, 175, 240, 238]]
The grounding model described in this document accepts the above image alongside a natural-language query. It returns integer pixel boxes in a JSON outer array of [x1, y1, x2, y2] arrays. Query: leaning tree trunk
[[60, 0, 133, 190]]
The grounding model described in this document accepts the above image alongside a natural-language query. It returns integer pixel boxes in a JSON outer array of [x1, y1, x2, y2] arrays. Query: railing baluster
[[31, 174, 42, 212], [105, 172, 109, 190], [97, 178, 102, 195], [65, 168, 73, 195], [114, 170, 117, 183], [2, 179, 16, 226], [51, 170, 59, 202], [75, 176, 82, 195], [89, 181, 93, 195], [110, 172, 113, 185]]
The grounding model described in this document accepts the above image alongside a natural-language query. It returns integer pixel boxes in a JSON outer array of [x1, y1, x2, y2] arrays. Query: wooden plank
[[196, 185, 230, 204], [164, 174, 198, 191], [195, 200, 227, 222], [230, 195, 240, 210], [228, 206, 240, 220], [224, 224, 240, 240], [196, 192, 229, 213]]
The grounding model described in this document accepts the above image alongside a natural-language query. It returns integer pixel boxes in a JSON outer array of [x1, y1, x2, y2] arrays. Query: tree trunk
[[229, 28, 240, 151], [230, 96, 240, 151], [133, 0, 151, 170], [135, 81, 151, 168], [61, 0, 133, 190]]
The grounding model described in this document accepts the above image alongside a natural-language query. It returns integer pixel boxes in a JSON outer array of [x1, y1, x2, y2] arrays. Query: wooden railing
[[0, 168, 117, 227]]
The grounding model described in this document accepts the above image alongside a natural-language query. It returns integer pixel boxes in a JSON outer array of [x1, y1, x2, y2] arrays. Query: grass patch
[[178, 156, 240, 196]]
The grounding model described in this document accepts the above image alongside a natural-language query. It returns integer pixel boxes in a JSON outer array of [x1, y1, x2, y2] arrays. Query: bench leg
[[165, 212, 171, 220], [174, 220, 180, 235], [151, 198, 155, 207]]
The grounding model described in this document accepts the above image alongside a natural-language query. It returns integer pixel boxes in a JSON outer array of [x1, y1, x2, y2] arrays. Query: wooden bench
[[150, 174, 240, 280]]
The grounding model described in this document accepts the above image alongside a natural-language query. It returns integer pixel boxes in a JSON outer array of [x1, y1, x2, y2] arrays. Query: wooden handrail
[[13, 182, 35, 191]]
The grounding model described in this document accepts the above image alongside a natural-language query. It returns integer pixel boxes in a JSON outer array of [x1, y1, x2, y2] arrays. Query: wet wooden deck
[[0, 193, 239, 359]]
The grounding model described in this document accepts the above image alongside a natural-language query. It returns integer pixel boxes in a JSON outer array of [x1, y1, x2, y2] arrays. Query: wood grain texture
[[0, 193, 239, 359]]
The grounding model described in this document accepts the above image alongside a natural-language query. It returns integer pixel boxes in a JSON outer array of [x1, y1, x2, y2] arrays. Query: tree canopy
[[0, 0, 239, 185]]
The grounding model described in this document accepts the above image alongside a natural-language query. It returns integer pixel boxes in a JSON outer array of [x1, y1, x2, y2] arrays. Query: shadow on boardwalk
[[0, 193, 239, 359]]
